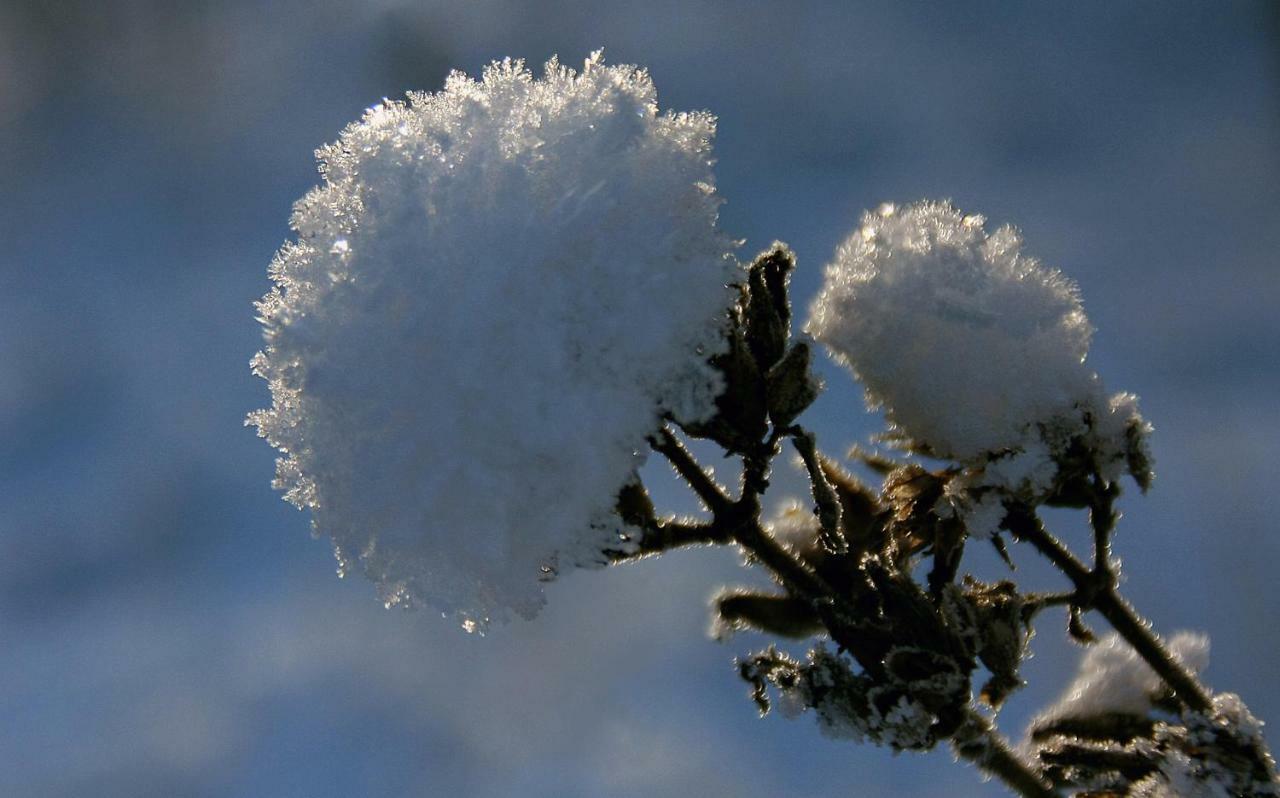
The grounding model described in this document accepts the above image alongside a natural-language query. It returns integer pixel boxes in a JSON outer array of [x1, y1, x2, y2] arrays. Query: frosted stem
[[606, 519, 731, 563], [788, 428, 847, 553], [651, 425, 732, 514], [952, 709, 1059, 798], [1089, 478, 1119, 579], [1006, 509, 1213, 713]]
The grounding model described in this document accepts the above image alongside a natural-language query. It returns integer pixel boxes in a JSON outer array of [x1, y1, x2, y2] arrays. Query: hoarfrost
[[754, 645, 957, 752], [249, 52, 740, 627], [1130, 694, 1280, 797]]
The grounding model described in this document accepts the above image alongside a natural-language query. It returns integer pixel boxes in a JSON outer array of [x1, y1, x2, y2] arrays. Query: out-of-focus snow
[[249, 52, 740, 627], [1031, 631, 1209, 727]]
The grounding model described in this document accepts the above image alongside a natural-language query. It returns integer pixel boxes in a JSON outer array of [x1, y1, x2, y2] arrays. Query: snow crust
[[808, 201, 1138, 467], [249, 53, 740, 627]]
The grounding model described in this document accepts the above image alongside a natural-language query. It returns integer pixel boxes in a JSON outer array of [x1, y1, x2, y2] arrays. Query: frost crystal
[[742, 644, 964, 753], [808, 201, 1146, 474], [249, 53, 740, 627], [1032, 632, 1210, 728]]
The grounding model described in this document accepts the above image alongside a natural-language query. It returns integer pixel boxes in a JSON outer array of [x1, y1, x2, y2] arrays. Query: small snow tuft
[[1032, 632, 1209, 729]]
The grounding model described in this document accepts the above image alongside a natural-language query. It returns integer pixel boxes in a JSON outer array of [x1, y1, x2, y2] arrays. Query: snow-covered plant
[[250, 53, 1277, 797], [248, 53, 738, 626]]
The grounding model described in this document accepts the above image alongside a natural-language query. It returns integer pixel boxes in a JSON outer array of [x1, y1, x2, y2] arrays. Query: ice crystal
[[249, 52, 740, 627]]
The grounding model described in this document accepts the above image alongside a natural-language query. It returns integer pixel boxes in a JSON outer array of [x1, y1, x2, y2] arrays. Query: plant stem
[[606, 519, 731, 563], [650, 426, 732, 514], [1091, 590, 1212, 712], [651, 427, 851, 616], [729, 514, 835, 606], [952, 709, 1059, 798], [1089, 478, 1119, 579], [789, 427, 847, 553]]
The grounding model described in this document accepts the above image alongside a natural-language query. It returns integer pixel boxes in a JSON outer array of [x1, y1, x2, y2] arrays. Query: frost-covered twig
[[788, 427, 847, 553], [651, 425, 733, 515], [1089, 477, 1120, 581], [1005, 508, 1213, 714], [952, 710, 1058, 798], [605, 519, 729, 564]]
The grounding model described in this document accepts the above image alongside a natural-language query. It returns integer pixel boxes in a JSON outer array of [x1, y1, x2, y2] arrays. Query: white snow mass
[[249, 53, 740, 627], [1032, 632, 1209, 728], [808, 201, 1131, 464]]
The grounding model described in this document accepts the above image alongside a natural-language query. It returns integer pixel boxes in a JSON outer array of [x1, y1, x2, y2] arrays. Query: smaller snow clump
[[1031, 631, 1209, 729], [249, 52, 740, 628], [807, 201, 1148, 480]]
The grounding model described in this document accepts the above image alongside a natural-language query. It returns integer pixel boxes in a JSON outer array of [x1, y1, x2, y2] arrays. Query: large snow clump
[[808, 201, 1148, 480], [249, 53, 740, 627]]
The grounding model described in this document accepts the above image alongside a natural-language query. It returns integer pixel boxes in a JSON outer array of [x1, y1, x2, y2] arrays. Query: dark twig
[[952, 709, 1059, 798], [788, 427, 847, 553], [1006, 508, 1213, 714], [651, 425, 732, 514], [1089, 477, 1120, 580], [651, 426, 838, 609], [606, 519, 731, 563]]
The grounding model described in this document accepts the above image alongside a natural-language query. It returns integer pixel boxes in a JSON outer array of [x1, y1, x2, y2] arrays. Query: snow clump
[[807, 201, 1148, 485], [1031, 631, 1210, 729], [249, 53, 740, 628]]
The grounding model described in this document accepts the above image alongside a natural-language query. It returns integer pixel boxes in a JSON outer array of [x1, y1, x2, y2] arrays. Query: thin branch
[[650, 425, 732, 514], [1092, 590, 1212, 712], [730, 514, 835, 607], [1022, 590, 1079, 623], [952, 708, 1058, 798], [1089, 478, 1119, 579], [606, 519, 731, 564], [648, 426, 836, 609], [1006, 508, 1213, 714], [789, 428, 847, 553], [1005, 509, 1092, 586]]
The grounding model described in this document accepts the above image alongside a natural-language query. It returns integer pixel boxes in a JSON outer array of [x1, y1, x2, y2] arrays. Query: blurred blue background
[[2, 2, 1277, 796]]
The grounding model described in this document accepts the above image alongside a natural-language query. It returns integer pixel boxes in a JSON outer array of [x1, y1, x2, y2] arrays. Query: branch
[[606, 519, 731, 564], [1092, 590, 1212, 713], [1005, 508, 1213, 714], [788, 427, 847, 553], [1089, 477, 1119, 579], [729, 515, 835, 607], [650, 425, 732, 514], [648, 427, 837, 609], [951, 709, 1058, 798]]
